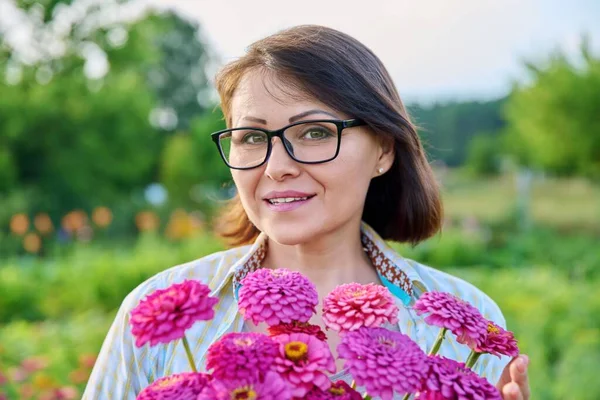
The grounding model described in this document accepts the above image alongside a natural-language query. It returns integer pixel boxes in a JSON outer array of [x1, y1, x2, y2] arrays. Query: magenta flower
[[21, 357, 49, 373], [197, 371, 291, 400], [413, 291, 488, 348], [130, 280, 218, 347], [55, 386, 79, 400], [238, 268, 318, 326], [416, 392, 447, 400], [272, 332, 336, 397], [268, 321, 328, 342], [337, 327, 428, 400], [323, 283, 399, 334], [136, 372, 210, 400], [306, 381, 363, 400], [422, 356, 501, 400], [206, 332, 279, 380], [474, 321, 519, 358]]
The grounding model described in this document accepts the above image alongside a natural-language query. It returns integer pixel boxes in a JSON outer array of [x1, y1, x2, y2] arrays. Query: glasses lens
[[219, 129, 269, 168], [218, 121, 341, 168], [282, 121, 339, 162]]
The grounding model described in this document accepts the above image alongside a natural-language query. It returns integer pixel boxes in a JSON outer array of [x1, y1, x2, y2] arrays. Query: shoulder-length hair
[[213, 25, 442, 247]]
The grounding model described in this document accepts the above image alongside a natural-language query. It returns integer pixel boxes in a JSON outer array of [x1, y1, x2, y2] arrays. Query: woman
[[84, 25, 530, 399]]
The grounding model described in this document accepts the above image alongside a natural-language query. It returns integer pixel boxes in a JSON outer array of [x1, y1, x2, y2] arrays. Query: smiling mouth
[[266, 195, 315, 205]]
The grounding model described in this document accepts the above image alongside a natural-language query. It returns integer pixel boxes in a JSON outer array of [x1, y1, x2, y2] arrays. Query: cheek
[[316, 158, 373, 203], [232, 170, 261, 205]]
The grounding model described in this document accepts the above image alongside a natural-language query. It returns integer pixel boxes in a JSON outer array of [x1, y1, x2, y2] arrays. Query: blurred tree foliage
[[408, 98, 506, 167], [464, 133, 503, 176], [148, 12, 214, 131], [159, 109, 229, 209], [0, 0, 224, 223], [504, 36, 600, 179]]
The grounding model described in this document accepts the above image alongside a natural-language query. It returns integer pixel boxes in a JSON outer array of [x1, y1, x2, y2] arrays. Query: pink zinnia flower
[[238, 269, 318, 326], [305, 381, 363, 400], [323, 283, 399, 334], [413, 291, 488, 348], [416, 392, 446, 400], [268, 321, 328, 342], [130, 280, 218, 347], [474, 321, 519, 358], [136, 372, 210, 400], [337, 327, 428, 400], [206, 332, 279, 380], [55, 386, 79, 399], [422, 356, 501, 400], [21, 356, 49, 373], [272, 332, 336, 397], [197, 371, 291, 400]]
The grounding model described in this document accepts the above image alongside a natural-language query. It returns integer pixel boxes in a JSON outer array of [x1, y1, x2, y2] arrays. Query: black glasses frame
[[210, 119, 366, 170]]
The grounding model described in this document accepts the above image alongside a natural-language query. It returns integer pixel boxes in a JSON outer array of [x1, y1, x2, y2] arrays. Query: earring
[[378, 168, 384, 174]]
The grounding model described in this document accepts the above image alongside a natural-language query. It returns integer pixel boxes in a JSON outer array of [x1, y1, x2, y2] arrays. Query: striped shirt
[[83, 222, 510, 399]]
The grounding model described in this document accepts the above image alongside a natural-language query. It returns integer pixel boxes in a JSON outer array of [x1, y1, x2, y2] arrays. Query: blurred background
[[0, 0, 599, 398]]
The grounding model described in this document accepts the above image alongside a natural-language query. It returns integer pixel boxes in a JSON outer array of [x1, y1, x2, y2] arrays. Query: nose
[[264, 137, 300, 181]]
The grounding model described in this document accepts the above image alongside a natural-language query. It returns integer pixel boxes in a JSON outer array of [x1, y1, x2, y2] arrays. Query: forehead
[[230, 70, 336, 119]]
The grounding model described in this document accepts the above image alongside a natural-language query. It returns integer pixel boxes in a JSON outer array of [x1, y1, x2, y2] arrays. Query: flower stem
[[181, 335, 198, 373], [465, 351, 482, 370], [363, 395, 372, 400], [428, 327, 448, 356], [351, 380, 356, 390]]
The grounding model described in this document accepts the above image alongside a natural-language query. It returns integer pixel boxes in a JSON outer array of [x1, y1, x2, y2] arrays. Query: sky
[[151, 0, 600, 103]]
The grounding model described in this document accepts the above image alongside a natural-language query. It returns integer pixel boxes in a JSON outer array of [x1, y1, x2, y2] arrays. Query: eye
[[301, 127, 334, 140], [242, 131, 268, 144]]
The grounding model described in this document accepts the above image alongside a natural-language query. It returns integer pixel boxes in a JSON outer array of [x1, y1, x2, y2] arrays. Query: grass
[[441, 172, 600, 232]]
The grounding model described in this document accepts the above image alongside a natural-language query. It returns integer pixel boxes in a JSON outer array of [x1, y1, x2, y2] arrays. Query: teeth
[[268, 197, 309, 204]]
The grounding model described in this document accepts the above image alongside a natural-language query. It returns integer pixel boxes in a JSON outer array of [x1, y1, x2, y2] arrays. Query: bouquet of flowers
[[129, 268, 519, 399]]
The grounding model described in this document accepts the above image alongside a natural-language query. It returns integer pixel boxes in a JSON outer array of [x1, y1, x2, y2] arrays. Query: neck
[[262, 219, 379, 292]]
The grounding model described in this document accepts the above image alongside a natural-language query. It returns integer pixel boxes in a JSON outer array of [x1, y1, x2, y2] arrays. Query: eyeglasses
[[211, 119, 365, 170]]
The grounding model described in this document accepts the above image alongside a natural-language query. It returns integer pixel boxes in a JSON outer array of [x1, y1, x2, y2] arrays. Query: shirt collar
[[212, 221, 424, 306]]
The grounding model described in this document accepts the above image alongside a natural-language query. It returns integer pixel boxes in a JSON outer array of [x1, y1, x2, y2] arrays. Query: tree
[[408, 98, 506, 166], [0, 1, 215, 219], [146, 11, 214, 131], [503, 36, 600, 179], [159, 109, 230, 209]]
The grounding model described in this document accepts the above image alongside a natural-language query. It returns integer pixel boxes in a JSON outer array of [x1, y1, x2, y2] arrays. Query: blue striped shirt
[[83, 222, 510, 399]]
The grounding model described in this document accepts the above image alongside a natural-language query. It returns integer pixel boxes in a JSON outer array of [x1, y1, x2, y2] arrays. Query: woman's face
[[229, 71, 394, 245]]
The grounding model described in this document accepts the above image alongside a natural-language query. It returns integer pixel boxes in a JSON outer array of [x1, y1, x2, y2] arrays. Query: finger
[[509, 354, 530, 399], [496, 356, 517, 388], [502, 382, 523, 400]]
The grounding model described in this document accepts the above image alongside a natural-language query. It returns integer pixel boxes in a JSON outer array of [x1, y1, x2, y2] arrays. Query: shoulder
[[120, 246, 251, 310], [406, 259, 506, 328]]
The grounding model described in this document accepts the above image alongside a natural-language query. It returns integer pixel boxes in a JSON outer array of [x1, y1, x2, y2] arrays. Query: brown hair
[[214, 25, 442, 246]]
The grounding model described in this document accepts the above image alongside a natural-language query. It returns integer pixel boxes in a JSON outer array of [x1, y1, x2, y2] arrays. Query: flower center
[[233, 337, 254, 347], [487, 323, 500, 335], [350, 288, 366, 298], [330, 387, 346, 395], [232, 387, 257, 400], [378, 336, 397, 349], [156, 375, 182, 388], [285, 341, 308, 362]]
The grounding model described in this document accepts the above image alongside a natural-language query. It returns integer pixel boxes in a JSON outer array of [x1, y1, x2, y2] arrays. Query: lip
[[262, 190, 316, 213], [262, 190, 316, 200]]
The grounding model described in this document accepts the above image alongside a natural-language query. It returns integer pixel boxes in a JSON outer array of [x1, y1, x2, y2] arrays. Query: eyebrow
[[240, 109, 340, 125]]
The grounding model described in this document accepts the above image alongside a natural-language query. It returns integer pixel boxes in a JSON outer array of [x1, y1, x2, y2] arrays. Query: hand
[[496, 354, 530, 400]]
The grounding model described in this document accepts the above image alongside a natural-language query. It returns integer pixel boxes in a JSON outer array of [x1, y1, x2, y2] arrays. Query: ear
[[374, 135, 395, 176]]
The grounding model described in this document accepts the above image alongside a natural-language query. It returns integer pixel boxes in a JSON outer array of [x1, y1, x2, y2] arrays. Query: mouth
[[265, 195, 316, 205]]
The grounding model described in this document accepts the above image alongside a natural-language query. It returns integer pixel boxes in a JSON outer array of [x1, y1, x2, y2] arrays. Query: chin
[[261, 221, 324, 246]]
